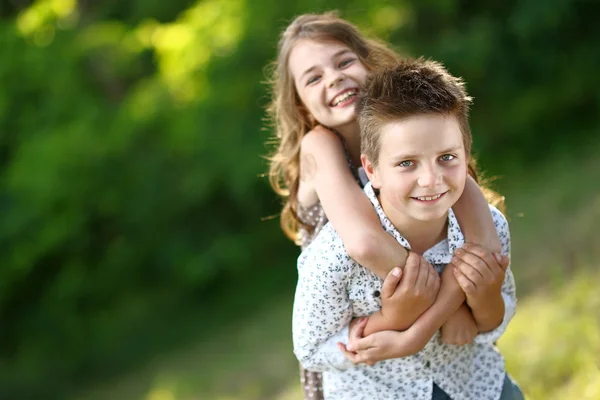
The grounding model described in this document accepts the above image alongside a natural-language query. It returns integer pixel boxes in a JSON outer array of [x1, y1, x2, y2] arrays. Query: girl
[[266, 11, 504, 400]]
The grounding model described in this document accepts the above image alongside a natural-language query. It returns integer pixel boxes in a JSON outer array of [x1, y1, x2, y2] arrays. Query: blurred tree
[[0, 0, 598, 398]]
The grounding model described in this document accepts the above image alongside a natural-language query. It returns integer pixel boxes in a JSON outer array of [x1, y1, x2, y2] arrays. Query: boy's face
[[362, 114, 468, 225]]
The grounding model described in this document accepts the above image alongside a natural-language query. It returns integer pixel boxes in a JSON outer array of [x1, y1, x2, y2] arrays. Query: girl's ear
[[361, 154, 381, 188], [298, 104, 317, 128]]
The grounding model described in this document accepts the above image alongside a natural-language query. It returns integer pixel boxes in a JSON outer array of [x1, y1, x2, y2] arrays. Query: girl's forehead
[[291, 38, 351, 57], [288, 39, 354, 76]]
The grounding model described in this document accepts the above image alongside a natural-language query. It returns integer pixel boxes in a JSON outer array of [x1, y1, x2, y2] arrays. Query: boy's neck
[[378, 195, 449, 254]]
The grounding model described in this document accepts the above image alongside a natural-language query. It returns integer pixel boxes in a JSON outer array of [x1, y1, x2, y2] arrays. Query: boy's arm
[[345, 208, 516, 364], [343, 266, 467, 363], [301, 127, 407, 280], [453, 176, 501, 253], [292, 236, 357, 372]]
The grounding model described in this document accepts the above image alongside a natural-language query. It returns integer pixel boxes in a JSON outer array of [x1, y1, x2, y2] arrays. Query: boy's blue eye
[[339, 59, 355, 68], [440, 154, 456, 162], [398, 160, 414, 168]]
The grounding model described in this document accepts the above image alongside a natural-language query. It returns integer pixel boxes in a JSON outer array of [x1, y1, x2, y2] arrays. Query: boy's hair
[[357, 58, 505, 211], [357, 58, 473, 167], [265, 11, 401, 243]]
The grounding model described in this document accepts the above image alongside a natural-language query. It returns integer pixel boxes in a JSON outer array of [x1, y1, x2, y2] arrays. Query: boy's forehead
[[378, 114, 464, 156]]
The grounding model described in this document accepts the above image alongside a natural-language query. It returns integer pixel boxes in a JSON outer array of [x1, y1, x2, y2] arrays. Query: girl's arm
[[439, 177, 502, 339], [344, 209, 516, 364], [300, 127, 407, 279], [453, 176, 501, 253]]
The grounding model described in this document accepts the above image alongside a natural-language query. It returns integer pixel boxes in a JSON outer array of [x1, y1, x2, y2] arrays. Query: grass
[[498, 272, 600, 400], [75, 146, 600, 400]]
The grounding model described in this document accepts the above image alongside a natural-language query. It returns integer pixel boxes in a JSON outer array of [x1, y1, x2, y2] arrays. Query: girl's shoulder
[[300, 125, 343, 154]]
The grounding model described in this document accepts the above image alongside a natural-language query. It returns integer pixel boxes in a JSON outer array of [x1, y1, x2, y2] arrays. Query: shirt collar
[[363, 182, 464, 263]]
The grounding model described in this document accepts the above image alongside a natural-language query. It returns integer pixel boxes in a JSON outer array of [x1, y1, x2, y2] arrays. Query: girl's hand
[[451, 243, 509, 309], [440, 303, 477, 345]]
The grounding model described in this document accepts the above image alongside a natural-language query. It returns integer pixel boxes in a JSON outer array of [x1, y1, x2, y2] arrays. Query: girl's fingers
[[454, 249, 491, 280], [453, 258, 484, 284], [494, 253, 510, 271], [462, 244, 498, 273]]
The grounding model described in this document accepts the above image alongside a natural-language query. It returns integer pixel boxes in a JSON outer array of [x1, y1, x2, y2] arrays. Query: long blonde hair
[[265, 12, 504, 244], [265, 11, 400, 243]]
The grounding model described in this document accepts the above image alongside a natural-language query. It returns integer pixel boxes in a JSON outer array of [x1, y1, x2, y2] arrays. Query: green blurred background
[[0, 0, 599, 399]]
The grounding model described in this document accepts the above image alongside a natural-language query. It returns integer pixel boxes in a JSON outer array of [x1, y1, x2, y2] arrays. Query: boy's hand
[[451, 243, 509, 309], [440, 303, 477, 345], [338, 318, 426, 365], [380, 252, 440, 330]]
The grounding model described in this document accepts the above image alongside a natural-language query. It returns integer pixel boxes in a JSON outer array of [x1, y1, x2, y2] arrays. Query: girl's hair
[[265, 11, 400, 243], [265, 12, 504, 244]]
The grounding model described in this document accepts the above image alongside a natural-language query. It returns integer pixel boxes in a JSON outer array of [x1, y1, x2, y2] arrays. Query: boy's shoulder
[[487, 204, 511, 254], [488, 204, 509, 230], [297, 222, 356, 275]]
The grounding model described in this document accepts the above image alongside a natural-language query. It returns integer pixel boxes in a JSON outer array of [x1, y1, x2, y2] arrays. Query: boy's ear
[[361, 154, 381, 188]]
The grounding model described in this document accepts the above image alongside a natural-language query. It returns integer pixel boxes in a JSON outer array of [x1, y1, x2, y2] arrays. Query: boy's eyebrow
[[300, 49, 354, 80], [392, 146, 463, 160]]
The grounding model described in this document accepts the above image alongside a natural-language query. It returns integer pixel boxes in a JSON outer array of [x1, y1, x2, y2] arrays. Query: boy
[[292, 58, 523, 399]]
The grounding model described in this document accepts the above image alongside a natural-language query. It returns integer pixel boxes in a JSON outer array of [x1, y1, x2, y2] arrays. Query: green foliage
[[0, 0, 598, 398]]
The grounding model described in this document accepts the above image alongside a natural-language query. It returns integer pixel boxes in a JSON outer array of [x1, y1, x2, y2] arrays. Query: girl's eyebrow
[[299, 49, 354, 80]]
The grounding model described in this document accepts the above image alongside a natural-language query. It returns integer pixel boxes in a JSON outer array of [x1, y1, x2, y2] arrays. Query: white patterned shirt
[[293, 183, 517, 400]]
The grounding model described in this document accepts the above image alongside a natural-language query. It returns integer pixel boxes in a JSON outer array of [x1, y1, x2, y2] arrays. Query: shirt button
[[373, 290, 380, 297]]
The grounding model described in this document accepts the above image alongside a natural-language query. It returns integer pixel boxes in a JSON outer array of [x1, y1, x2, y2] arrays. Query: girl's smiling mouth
[[330, 88, 358, 107]]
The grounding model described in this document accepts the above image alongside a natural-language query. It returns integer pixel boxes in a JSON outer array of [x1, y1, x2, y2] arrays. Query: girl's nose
[[328, 73, 345, 88]]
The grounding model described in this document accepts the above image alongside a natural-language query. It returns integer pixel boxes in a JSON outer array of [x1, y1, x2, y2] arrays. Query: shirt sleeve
[[474, 206, 517, 344], [292, 229, 355, 372]]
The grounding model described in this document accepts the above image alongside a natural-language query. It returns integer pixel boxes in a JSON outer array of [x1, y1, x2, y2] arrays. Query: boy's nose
[[418, 166, 442, 187]]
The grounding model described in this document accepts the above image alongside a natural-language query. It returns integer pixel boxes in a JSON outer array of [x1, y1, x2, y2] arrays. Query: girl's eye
[[339, 58, 355, 68], [439, 154, 456, 162], [398, 160, 414, 168], [307, 76, 320, 85]]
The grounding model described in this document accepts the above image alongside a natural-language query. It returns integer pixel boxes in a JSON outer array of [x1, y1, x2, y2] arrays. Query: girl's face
[[288, 39, 368, 132], [363, 114, 469, 227]]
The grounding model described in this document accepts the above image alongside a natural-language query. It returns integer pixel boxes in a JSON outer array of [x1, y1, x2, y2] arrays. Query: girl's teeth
[[333, 91, 356, 106]]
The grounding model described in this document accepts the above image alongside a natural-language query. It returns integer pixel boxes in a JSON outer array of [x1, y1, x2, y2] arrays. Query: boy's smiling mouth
[[411, 192, 448, 203]]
